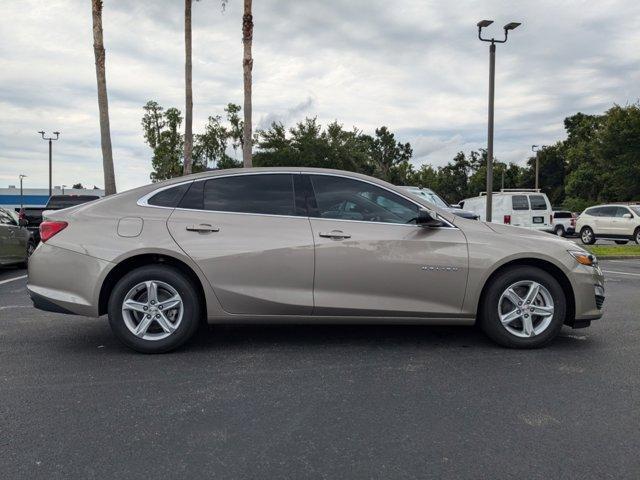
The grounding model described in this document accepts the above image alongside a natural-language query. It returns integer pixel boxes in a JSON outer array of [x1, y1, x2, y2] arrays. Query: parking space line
[[0, 274, 27, 286], [602, 270, 640, 277]]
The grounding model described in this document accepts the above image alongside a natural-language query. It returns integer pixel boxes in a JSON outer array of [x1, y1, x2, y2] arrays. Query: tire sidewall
[[108, 265, 201, 353], [480, 266, 567, 348], [635, 228, 640, 245], [554, 226, 564, 237]]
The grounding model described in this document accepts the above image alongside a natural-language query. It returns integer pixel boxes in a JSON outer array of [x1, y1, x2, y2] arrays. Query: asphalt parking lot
[[1, 261, 639, 479]]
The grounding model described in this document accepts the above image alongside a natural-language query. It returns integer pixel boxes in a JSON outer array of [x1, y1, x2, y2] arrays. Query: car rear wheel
[[635, 228, 640, 245], [479, 266, 566, 348], [108, 265, 202, 353], [580, 227, 596, 245], [554, 226, 565, 237]]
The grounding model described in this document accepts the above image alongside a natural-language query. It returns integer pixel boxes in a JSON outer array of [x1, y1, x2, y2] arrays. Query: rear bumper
[[27, 242, 111, 317]]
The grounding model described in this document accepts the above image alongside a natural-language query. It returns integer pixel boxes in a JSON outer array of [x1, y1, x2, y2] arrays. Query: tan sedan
[[27, 168, 604, 353]]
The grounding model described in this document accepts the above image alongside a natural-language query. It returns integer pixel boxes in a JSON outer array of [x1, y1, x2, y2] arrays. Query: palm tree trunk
[[91, 0, 116, 195], [242, 0, 253, 167], [183, 0, 194, 175]]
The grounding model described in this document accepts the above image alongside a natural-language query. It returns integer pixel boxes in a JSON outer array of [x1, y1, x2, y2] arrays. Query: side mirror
[[623, 213, 633, 219], [19, 218, 29, 227], [416, 208, 444, 227]]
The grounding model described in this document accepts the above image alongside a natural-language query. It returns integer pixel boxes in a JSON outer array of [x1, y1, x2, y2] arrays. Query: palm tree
[[242, 0, 253, 167], [183, 0, 195, 175], [91, 0, 116, 195]]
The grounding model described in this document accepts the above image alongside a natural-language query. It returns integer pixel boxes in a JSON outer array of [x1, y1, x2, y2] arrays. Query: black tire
[[479, 266, 567, 349], [580, 227, 596, 245], [615, 240, 628, 245], [554, 226, 565, 237], [20, 240, 36, 268], [108, 265, 202, 353], [635, 228, 640, 245]]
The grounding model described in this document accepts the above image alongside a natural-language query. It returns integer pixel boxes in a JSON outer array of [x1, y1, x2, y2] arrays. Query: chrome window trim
[[136, 171, 456, 229]]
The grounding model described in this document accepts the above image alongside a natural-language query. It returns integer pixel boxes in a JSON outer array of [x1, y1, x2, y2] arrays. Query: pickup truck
[[18, 195, 100, 243]]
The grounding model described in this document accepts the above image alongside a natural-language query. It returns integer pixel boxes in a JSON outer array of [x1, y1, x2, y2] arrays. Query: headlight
[[568, 250, 598, 267]]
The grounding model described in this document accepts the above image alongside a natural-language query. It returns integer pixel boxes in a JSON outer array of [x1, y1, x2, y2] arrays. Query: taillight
[[571, 218, 576, 227], [503, 215, 511, 224], [40, 221, 68, 242]]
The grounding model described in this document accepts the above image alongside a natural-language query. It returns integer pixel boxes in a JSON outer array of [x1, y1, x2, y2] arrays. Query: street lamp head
[[477, 19, 494, 28], [504, 22, 521, 31]]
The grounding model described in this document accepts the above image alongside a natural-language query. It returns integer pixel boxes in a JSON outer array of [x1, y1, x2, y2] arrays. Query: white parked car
[[576, 204, 640, 245], [551, 211, 576, 237], [460, 190, 553, 231]]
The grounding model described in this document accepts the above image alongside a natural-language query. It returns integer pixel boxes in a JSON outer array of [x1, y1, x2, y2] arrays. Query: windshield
[[405, 188, 448, 208]]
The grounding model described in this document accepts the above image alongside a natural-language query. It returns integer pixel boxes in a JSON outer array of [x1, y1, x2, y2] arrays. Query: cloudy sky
[[1, 0, 639, 191]]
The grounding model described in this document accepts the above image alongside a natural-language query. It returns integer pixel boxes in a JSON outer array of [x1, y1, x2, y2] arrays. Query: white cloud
[[1, 0, 639, 190]]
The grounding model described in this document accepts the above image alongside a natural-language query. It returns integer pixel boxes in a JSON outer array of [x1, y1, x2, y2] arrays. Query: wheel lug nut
[[155, 314, 160, 318], [146, 314, 151, 319], [159, 305, 163, 310], [143, 306, 148, 311], [524, 314, 529, 318]]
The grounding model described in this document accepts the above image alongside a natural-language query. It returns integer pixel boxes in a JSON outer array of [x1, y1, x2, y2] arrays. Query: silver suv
[[27, 168, 605, 353], [576, 204, 640, 245]]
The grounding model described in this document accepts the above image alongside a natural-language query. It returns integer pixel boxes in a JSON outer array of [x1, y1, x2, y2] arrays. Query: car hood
[[484, 221, 582, 250]]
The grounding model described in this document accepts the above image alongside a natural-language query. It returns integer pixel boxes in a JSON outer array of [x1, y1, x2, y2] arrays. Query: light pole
[[19, 174, 27, 209], [62, 184, 67, 195], [477, 20, 521, 221], [531, 145, 545, 190], [38, 131, 60, 198]]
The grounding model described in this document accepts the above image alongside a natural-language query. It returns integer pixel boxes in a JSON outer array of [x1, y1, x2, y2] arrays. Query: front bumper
[[567, 263, 605, 327], [27, 242, 111, 317]]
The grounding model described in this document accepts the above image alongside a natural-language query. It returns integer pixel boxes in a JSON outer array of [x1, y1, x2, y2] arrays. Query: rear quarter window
[[148, 183, 191, 207]]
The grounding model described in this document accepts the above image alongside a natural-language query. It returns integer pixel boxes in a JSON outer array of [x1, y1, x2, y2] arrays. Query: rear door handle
[[186, 224, 219, 233], [319, 230, 351, 239]]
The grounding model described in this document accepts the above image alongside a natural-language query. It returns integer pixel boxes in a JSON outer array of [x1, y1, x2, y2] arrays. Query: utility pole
[[532, 145, 545, 190], [477, 20, 521, 221], [38, 131, 60, 198], [19, 174, 27, 209]]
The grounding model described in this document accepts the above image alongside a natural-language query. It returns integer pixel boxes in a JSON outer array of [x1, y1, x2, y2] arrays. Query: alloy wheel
[[498, 280, 555, 338], [581, 229, 593, 244], [121, 280, 184, 341]]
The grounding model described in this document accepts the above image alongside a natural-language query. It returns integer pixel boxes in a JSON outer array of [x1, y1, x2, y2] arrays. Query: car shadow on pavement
[[46, 316, 599, 356]]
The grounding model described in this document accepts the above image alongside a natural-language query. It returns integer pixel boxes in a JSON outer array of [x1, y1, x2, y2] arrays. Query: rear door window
[[148, 183, 191, 207], [599, 207, 618, 218], [529, 195, 548, 210], [202, 174, 296, 216], [512, 195, 529, 210]]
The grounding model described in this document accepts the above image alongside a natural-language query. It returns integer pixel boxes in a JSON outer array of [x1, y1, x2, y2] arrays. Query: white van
[[460, 190, 554, 231]]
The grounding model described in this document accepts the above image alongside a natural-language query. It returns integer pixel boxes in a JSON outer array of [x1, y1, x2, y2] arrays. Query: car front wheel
[[581, 227, 596, 245], [635, 228, 640, 245], [108, 265, 202, 353], [479, 266, 566, 348]]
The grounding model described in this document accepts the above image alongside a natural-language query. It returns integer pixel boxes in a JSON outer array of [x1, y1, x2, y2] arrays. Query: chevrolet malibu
[[27, 168, 605, 353]]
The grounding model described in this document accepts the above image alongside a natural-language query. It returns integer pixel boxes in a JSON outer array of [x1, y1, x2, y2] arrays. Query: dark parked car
[[0, 207, 34, 267], [18, 194, 100, 243]]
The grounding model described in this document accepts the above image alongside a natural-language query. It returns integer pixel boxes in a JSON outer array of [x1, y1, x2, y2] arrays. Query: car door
[[529, 195, 551, 229], [595, 207, 617, 235], [0, 208, 24, 263], [167, 173, 315, 315], [510, 195, 530, 227], [614, 207, 635, 236], [306, 174, 468, 317]]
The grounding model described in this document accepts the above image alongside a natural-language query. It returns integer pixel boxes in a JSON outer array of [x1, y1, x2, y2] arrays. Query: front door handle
[[319, 230, 351, 239], [186, 224, 219, 233]]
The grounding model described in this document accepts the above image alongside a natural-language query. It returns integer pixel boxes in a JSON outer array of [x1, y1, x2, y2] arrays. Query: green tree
[[142, 101, 184, 181], [72, 183, 84, 189]]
